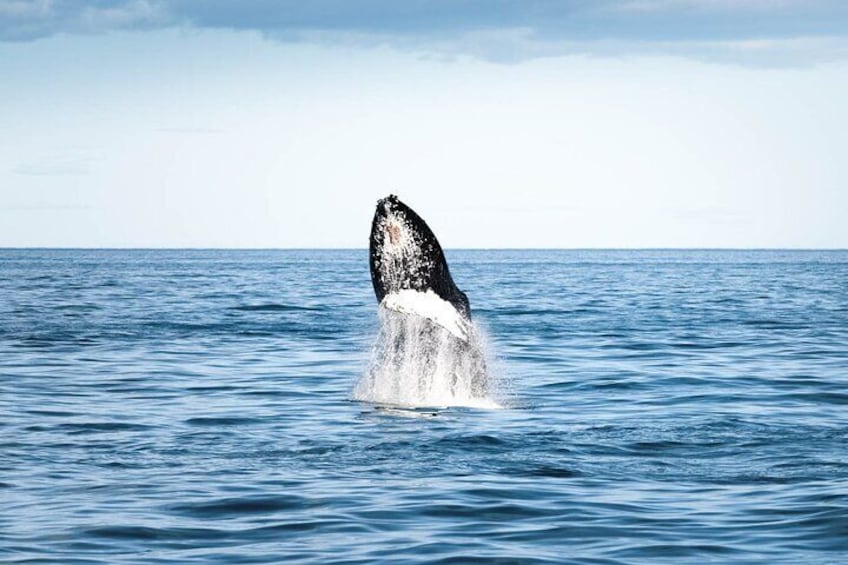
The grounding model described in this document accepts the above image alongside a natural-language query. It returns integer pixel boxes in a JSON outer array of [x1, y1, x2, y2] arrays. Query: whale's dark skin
[[369, 194, 471, 320]]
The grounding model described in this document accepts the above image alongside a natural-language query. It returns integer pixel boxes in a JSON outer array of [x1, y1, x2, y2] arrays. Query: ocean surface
[[2, 248, 847, 564]]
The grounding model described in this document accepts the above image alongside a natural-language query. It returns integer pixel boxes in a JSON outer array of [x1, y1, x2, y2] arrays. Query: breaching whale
[[364, 194, 489, 403], [370, 194, 473, 341]]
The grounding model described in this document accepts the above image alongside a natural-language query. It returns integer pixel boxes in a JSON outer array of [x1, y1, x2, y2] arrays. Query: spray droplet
[[353, 310, 500, 409]]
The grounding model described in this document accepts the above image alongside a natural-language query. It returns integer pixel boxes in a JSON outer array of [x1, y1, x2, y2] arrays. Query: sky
[[1, 1, 847, 248]]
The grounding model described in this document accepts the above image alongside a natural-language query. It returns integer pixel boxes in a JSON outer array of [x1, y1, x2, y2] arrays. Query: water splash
[[353, 308, 501, 409]]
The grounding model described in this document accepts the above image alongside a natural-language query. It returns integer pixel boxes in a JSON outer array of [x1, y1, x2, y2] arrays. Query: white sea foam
[[353, 308, 501, 409]]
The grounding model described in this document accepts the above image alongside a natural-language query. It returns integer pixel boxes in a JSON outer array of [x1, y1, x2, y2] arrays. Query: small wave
[[435, 434, 509, 454], [742, 319, 807, 330], [83, 525, 223, 541], [168, 495, 313, 518], [56, 422, 154, 434], [230, 304, 322, 312], [523, 465, 581, 478], [53, 303, 102, 311], [184, 417, 262, 426]]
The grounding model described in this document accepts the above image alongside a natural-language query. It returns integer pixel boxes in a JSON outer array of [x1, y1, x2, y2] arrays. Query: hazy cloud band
[[2, 0, 848, 64]]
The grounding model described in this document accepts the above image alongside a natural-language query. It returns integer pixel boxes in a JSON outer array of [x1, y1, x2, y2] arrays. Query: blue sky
[[1, 1, 847, 247]]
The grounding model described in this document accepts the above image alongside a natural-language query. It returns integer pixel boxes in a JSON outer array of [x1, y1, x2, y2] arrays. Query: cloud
[[0, 0, 165, 40], [2, 0, 847, 65]]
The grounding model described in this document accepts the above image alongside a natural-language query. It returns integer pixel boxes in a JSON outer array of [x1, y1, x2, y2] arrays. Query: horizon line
[[1, 247, 847, 252]]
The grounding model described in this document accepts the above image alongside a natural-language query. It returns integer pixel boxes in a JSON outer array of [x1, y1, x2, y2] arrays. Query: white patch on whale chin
[[381, 289, 470, 342]]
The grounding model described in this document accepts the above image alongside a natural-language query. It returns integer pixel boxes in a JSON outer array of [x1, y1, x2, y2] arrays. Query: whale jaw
[[381, 289, 471, 342]]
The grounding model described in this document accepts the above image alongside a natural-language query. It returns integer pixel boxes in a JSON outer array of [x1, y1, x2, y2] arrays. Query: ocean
[[2, 249, 847, 564]]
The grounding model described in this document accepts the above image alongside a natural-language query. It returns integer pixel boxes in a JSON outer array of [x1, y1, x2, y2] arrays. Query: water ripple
[[2, 249, 847, 564]]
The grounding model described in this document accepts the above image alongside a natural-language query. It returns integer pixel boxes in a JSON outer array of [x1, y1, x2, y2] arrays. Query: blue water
[[2, 249, 847, 564]]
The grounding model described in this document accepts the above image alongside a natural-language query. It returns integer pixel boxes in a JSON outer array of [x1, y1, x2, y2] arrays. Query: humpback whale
[[363, 195, 489, 404], [370, 194, 473, 341]]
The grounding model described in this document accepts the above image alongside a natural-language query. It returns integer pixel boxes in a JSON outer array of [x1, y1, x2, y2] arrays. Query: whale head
[[369, 195, 471, 338]]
